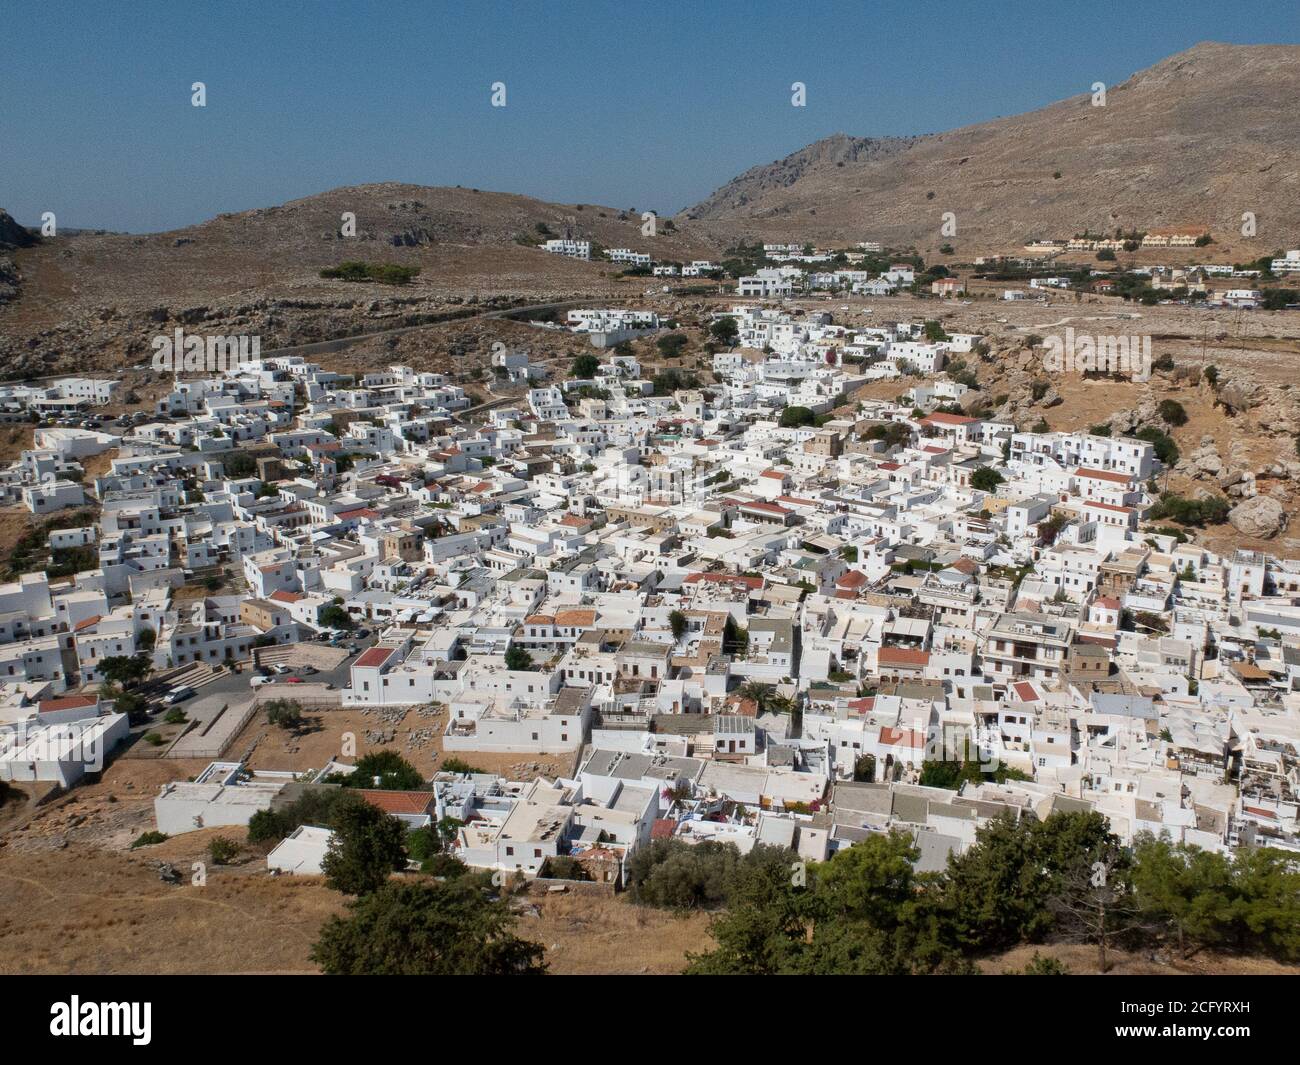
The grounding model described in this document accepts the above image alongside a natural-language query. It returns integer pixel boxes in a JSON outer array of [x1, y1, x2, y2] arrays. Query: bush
[[420, 852, 470, 878], [320, 261, 421, 286], [1134, 426, 1179, 466], [1147, 492, 1229, 528], [1157, 399, 1188, 426], [208, 836, 239, 865], [130, 830, 169, 849], [540, 855, 593, 882], [779, 406, 816, 428], [971, 467, 1004, 492], [655, 333, 689, 359]]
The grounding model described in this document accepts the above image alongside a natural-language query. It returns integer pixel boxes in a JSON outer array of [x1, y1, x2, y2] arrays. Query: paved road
[[153, 630, 381, 707]]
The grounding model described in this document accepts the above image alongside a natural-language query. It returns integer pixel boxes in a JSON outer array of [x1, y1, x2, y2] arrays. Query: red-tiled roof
[[879, 726, 926, 749], [357, 790, 435, 815], [38, 695, 98, 713], [73, 615, 102, 632], [651, 818, 677, 840], [355, 647, 395, 669], [1074, 467, 1131, 483], [269, 590, 303, 603], [879, 646, 930, 667], [920, 412, 977, 426]]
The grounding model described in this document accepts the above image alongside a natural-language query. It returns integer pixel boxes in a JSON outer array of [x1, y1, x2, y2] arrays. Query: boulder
[[1229, 496, 1287, 539]]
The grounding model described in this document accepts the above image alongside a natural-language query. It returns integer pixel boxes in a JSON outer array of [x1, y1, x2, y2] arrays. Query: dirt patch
[[0, 844, 343, 974], [229, 704, 573, 782], [519, 891, 712, 975]]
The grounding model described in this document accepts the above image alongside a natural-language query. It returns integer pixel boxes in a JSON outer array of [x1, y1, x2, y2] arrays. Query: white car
[[250, 675, 273, 688]]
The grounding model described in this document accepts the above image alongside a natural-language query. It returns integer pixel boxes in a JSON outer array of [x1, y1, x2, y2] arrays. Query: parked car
[[284, 676, 303, 684], [272, 663, 292, 675], [250, 675, 272, 688], [301, 666, 318, 676], [163, 686, 195, 706]]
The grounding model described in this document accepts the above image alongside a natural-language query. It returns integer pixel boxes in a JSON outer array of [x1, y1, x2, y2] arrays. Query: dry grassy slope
[[686, 42, 1300, 254], [0, 183, 725, 377]]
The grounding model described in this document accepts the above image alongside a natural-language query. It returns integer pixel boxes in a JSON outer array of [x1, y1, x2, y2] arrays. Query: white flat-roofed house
[[267, 825, 333, 875], [542, 239, 591, 260]]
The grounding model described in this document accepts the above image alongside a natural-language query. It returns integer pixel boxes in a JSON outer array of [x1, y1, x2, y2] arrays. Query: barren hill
[[685, 42, 1300, 253], [0, 183, 721, 378]]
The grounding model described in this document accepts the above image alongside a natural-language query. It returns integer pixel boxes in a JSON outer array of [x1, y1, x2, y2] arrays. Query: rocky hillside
[[0, 184, 722, 379], [686, 43, 1300, 253]]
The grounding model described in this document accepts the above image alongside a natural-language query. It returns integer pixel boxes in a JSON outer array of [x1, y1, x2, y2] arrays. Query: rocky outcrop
[[1228, 495, 1287, 539], [0, 209, 36, 250]]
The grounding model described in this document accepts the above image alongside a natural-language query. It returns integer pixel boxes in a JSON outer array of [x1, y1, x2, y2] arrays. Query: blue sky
[[3, 0, 1297, 232]]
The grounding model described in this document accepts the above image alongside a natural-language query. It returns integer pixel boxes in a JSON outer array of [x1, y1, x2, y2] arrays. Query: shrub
[[1147, 492, 1229, 527], [320, 261, 421, 285], [1157, 399, 1188, 426], [208, 836, 239, 865], [130, 830, 169, 849]]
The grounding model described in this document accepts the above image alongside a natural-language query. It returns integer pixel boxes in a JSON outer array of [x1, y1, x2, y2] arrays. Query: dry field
[[230, 703, 575, 781]]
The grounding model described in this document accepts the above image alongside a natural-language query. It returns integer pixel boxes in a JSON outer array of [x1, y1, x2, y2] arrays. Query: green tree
[[311, 880, 546, 974], [684, 846, 807, 975], [318, 604, 353, 630], [320, 793, 410, 895], [504, 645, 534, 672], [1131, 834, 1235, 956], [97, 654, 151, 689], [339, 750, 424, 791], [264, 698, 305, 732], [779, 406, 816, 428], [571, 353, 600, 379], [626, 839, 740, 909], [656, 333, 689, 359], [941, 811, 1117, 952], [709, 317, 739, 344], [669, 609, 688, 642], [1157, 399, 1188, 426], [970, 467, 1004, 492]]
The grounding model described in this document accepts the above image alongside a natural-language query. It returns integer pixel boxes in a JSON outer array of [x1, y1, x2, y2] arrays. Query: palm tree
[[738, 681, 774, 712], [767, 693, 796, 716]]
